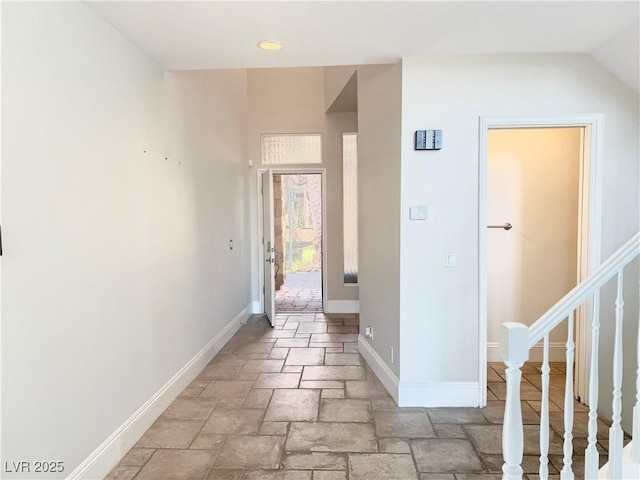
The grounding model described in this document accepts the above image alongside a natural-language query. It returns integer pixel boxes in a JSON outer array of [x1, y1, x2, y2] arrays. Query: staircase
[[500, 232, 640, 479]]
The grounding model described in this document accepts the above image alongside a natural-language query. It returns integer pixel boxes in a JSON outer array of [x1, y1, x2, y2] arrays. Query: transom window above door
[[261, 134, 322, 165]]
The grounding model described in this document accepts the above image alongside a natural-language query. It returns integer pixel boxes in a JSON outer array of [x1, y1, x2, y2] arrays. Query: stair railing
[[500, 231, 640, 479]]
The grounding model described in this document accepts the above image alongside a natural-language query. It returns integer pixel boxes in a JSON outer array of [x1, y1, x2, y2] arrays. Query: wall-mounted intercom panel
[[415, 130, 442, 150]]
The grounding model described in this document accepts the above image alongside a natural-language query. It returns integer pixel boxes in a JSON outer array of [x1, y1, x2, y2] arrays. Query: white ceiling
[[87, 1, 638, 86]]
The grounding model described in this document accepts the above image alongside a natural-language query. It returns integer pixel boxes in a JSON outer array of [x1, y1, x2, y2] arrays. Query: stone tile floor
[[106, 313, 617, 480], [276, 272, 322, 312]]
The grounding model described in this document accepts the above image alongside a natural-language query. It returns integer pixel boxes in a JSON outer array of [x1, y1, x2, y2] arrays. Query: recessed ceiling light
[[258, 40, 284, 51]]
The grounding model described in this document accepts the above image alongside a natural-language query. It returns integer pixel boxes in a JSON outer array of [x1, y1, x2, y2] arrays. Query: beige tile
[[269, 348, 290, 359], [202, 408, 264, 434], [371, 398, 400, 410], [254, 373, 301, 389], [197, 364, 242, 380], [373, 411, 435, 438], [282, 452, 347, 470], [136, 449, 215, 480], [118, 448, 155, 466], [260, 421, 289, 435], [346, 381, 391, 398], [214, 435, 285, 469], [283, 365, 304, 373], [297, 323, 328, 334], [379, 438, 411, 453], [322, 389, 345, 399], [300, 380, 344, 389], [465, 424, 563, 455], [419, 475, 455, 480], [243, 388, 274, 409], [343, 343, 359, 353], [427, 408, 488, 425], [105, 465, 140, 480], [248, 353, 270, 360], [217, 398, 246, 409], [210, 355, 247, 367], [327, 326, 359, 334], [312, 343, 344, 348], [233, 342, 275, 354], [310, 334, 358, 343], [286, 348, 325, 365], [242, 471, 311, 480], [325, 353, 362, 366], [313, 472, 347, 480], [200, 380, 254, 398], [235, 372, 260, 381], [179, 380, 210, 398], [275, 338, 311, 348], [206, 469, 243, 480], [261, 330, 298, 339], [136, 419, 204, 448], [240, 359, 285, 373], [411, 439, 483, 473], [190, 432, 227, 450], [349, 453, 418, 479], [265, 389, 320, 422], [286, 422, 377, 452], [319, 399, 372, 423], [326, 347, 344, 353], [433, 424, 466, 438], [161, 397, 218, 421], [302, 366, 365, 381]]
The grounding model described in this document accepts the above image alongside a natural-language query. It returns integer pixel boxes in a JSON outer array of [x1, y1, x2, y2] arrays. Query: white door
[[262, 169, 275, 326], [487, 128, 581, 355]]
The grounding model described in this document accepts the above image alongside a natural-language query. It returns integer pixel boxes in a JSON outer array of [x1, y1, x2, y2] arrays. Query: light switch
[[410, 205, 429, 220], [445, 252, 456, 267]]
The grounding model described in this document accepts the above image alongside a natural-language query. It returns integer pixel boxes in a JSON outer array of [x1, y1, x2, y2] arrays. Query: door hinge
[[263, 285, 265, 294]]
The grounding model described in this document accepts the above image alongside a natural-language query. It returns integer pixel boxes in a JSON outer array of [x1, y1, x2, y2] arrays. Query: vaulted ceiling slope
[[87, 1, 638, 92]]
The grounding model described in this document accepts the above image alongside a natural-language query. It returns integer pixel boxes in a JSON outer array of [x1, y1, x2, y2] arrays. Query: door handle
[[487, 223, 513, 230]]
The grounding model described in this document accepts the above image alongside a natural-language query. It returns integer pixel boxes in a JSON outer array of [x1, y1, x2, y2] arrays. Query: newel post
[[500, 322, 530, 480]]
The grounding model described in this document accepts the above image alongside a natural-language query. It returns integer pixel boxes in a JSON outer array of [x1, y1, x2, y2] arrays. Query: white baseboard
[[325, 300, 359, 314], [357, 335, 481, 407], [398, 382, 480, 407], [67, 305, 251, 480], [251, 301, 262, 314], [357, 335, 399, 403], [487, 341, 566, 363]]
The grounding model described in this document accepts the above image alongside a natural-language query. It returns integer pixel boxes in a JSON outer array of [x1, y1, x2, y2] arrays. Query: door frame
[[256, 167, 328, 314], [478, 114, 604, 407]]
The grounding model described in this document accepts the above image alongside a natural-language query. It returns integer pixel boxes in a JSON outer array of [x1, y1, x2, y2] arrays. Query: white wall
[[590, 21, 639, 94], [2, 3, 251, 476], [399, 54, 639, 405], [487, 128, 581, 352], [247, 67, 359, 311], [357, 64, 403, 378]]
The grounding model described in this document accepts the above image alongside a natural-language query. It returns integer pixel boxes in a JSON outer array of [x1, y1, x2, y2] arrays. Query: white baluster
[[500, 322, 529, 480], [608, 270, 625, 478], [585, 292, 600, 478], [633, 279, 640, 464], [561, 312, 575, 480], [540, 333, 550, 478]]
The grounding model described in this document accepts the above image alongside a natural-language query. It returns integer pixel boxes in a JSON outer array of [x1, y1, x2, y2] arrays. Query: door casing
[[257, 168, 328, 315], [478, 115, 604, 408]]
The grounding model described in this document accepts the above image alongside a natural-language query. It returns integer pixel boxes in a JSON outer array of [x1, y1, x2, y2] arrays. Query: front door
[[262, 169, 275, 326]]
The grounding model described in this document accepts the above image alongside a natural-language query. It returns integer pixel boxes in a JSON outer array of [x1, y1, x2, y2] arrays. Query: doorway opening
[[273, 173, 323, 313], [478, 115, 604, 408]]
